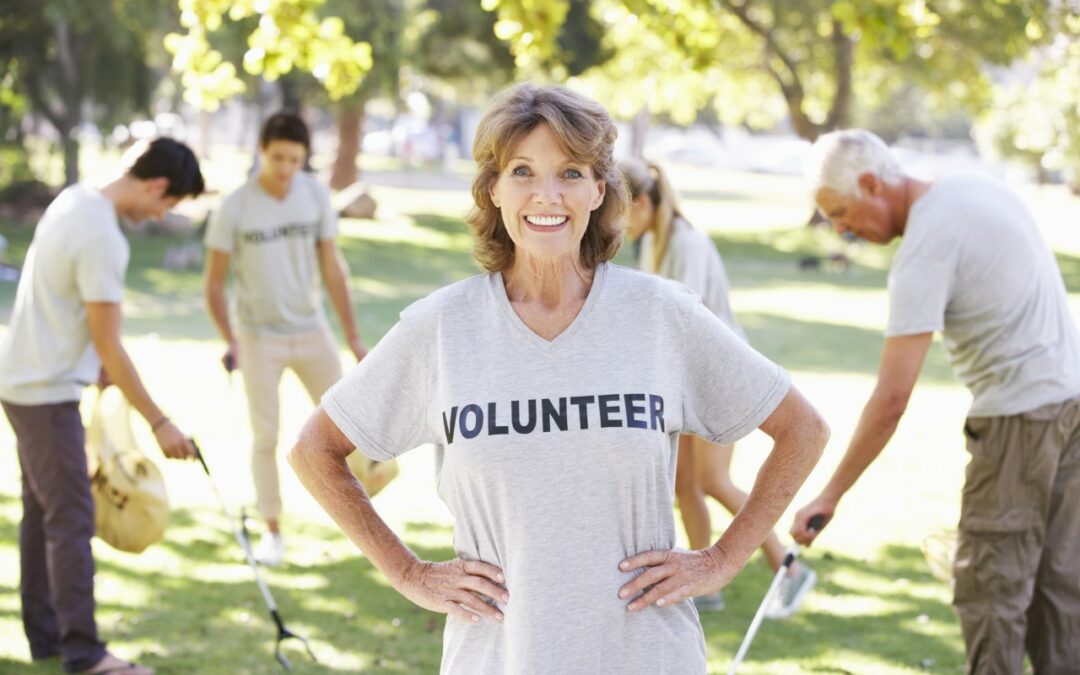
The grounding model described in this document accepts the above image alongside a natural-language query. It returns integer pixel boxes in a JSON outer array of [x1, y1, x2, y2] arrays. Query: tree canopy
[[487, 0, 1059, 139]]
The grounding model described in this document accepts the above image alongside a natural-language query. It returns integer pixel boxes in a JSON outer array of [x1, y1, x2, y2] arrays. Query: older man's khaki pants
[[954, 396, 1080, 674], [239, 326, 343, 521]]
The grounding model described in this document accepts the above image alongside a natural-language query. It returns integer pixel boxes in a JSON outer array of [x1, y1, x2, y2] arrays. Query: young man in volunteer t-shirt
[[204, 112, 367, 567]]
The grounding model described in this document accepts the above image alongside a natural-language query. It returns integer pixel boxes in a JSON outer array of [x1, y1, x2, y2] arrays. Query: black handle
[[192, 440, 211, 477], [808, 514, 826, 533], [223, 353, 236, 373]]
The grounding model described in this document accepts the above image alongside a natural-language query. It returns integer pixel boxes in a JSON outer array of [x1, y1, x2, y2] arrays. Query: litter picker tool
[[194, 441, 316, 671], [727, 514, 825, 675]]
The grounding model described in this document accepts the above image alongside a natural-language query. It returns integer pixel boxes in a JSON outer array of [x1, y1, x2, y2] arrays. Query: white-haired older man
[[790, 129, 1080, 674]]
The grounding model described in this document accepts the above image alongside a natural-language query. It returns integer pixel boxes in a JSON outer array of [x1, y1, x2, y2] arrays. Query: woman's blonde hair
[[466, 83, 628, 272], [619, 157, 684, 273]]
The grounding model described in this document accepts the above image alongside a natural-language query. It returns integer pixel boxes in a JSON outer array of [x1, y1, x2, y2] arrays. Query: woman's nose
[[532, 176, 561, 204]]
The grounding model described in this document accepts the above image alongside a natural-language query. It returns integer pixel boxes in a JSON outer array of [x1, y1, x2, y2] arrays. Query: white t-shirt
[[204, 172, 337, 335], [887, 173, 1080, 416], [0, 184, 128, 405], [323, 263, 790, 674], [640, 220, 744, 338]]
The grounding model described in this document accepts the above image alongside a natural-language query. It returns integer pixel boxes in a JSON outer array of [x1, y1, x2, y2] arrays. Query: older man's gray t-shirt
[[641, 221, 745, 339], [323, 263, 790, 674], [887, 173, 1080, 416], [204, 172, 337, 335], [0, 184, 128, 405]]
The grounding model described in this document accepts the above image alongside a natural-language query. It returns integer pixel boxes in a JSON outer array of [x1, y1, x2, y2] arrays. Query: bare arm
[[710, 385, 830, 567], [86, 302, 195, 459], [317, 240, 367, 361], [203, 248, 237, 370], [791, 332, 932, 544], [288, 409, 506, 623], [620, 385, 829, 610]]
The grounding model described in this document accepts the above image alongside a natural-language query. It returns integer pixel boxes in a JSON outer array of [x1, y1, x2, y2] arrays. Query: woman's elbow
[[806, 411, 830, 460], [287, 423, 324, 474]]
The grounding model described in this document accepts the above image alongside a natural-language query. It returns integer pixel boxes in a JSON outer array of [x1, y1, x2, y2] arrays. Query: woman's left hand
[[617, 547, 734, 612]]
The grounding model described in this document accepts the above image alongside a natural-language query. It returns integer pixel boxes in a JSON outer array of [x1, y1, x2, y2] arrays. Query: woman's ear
[[591, 179, 606, 211]]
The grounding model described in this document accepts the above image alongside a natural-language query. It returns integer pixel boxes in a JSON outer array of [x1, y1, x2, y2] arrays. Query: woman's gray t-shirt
[[323, 263, 790, 674]]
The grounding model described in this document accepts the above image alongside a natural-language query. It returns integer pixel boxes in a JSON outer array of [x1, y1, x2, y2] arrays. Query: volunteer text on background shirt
[[203, 171, 337, 335], [886, 173, 1080, 416], [322, 263, 790, 674], [0, 184, 128, 405]]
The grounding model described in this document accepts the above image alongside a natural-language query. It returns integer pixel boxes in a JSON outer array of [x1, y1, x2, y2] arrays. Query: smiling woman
[[287, 82, 830, 675]]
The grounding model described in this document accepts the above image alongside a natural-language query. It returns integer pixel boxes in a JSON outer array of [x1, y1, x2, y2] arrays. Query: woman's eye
[[511, 166, 531, 177], [564, 169, 584, 179]]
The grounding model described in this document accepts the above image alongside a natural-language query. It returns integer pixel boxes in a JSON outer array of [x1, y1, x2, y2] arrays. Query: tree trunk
[[55, 18, 83, 186], [331, 99, 363, 190], [62, 131, 79, 186], [630, 108, 649, 159], [279, 75, 302, 112]]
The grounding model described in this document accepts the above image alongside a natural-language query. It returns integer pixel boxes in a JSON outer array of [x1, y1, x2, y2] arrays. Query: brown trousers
[[954, 396, 1080, 674], [2, 400, 106, 673]]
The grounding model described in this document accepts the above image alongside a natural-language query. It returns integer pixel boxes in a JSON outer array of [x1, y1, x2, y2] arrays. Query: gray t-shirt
[[640, 220, 744, 338], [204, 172, 337, 335], [887, 173, 1080, 416], [323, 263, 790, 674], [0, 184, 128, 405]]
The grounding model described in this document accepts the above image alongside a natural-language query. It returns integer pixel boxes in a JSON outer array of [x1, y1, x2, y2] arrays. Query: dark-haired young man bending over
[[0, 138, 206, 675]]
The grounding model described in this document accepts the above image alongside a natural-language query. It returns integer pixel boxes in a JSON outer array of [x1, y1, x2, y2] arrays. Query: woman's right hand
[[397, 558, 509, 624]]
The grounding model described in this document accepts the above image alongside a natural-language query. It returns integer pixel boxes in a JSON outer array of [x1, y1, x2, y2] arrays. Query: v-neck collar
[[490, 262, 608, 353]]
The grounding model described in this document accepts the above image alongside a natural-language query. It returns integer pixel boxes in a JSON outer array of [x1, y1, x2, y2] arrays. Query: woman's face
[[489, 123, 605, 264], [625, 192, 655, 242]]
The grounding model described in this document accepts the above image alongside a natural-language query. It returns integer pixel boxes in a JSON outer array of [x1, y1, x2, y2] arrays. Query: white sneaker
[[254, 532, 285, 567], [764, 564, 816, 620]]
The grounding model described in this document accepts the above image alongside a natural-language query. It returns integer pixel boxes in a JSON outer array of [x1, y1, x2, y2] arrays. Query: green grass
[[3, 161, 1079, 673]]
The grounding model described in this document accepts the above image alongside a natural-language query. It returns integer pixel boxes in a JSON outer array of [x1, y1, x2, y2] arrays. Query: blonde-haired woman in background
[[620, 157, 817, 619]]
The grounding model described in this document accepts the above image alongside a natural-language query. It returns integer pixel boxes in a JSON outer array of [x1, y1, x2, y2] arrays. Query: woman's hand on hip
[[618, 547, 733, 612], [397, 558, 509, 624]]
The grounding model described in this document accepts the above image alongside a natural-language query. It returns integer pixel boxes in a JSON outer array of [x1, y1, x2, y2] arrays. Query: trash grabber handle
[[727, 515, 826, 675]]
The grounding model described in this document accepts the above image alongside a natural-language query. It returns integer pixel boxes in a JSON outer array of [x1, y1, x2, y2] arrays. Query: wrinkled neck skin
[[503, 252, 594, 311]]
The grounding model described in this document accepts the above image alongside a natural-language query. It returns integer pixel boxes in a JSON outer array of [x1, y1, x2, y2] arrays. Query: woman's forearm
[[288, 411, 418, 585], [710, 388, 829, 566]]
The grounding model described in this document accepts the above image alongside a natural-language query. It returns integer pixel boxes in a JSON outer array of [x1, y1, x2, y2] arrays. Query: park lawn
[[3, 162, 1078, 674]]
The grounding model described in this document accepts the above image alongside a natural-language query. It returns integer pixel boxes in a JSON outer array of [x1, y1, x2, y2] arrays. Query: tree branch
[[718, 0, 805, 101], [717, 0, 821, 139], [824, 19, 853, 130]]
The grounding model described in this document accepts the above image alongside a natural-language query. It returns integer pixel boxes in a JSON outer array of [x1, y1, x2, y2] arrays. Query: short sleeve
[[321, 314, 435, 461], [313, 180, 338, 241], [679, 296, 790, 444], [885, 222, 957, 337], [204, 197, 236, 252], [76, 233, 127, 302]]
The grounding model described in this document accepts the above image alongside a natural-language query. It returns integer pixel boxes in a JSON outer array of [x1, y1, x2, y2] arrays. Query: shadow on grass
[[408, 212, 471, 238], [702, 543, 963, 673], [743, 312, 956, 385], [1, 491, 965, 674], [91, 510, 452, 674]]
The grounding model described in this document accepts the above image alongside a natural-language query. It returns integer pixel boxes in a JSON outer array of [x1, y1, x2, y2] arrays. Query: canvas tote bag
[[85, 387, 169, 553], [345, 452, 399, 498]]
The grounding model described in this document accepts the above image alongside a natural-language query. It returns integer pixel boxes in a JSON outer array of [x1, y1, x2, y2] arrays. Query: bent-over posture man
[[792, 129, 1080, 674], [0, 138, 205, 675]]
